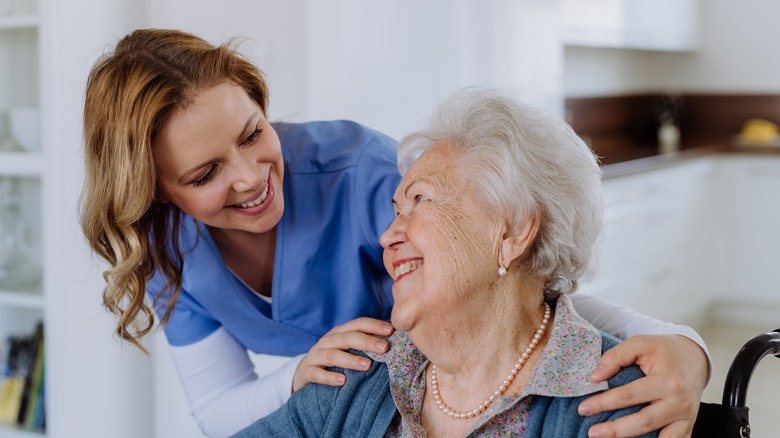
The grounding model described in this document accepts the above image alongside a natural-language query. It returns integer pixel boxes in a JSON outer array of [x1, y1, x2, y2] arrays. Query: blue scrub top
[[148, 120, 401, 356]]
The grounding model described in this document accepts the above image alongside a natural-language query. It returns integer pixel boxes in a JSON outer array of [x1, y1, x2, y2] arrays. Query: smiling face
[[154, 82, 284, 235], [379, 142, 506, 335]]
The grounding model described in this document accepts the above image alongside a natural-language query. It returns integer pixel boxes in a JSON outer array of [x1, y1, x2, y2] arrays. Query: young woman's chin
[[240, 203, 284, 234]]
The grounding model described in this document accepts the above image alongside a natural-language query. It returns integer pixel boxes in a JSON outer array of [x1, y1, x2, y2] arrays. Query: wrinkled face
[[154, 82, 284, 235], [379, 142, 504, 335]]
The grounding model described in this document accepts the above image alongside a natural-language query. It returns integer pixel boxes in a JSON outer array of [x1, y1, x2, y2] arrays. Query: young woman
[[81, 28, 709, 438]]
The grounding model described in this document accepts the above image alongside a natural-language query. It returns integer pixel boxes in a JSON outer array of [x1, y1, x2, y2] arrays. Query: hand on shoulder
[[292, 317, 395, 392], [579, 334, 708, 437]]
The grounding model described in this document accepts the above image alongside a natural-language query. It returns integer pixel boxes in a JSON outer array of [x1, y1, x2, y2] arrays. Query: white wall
[[146, 0, 563, 141], [650, 0, 780, 93], [145, 0, 309, 125], [305, 0, 564, 139], [564, 0, 780, 97]]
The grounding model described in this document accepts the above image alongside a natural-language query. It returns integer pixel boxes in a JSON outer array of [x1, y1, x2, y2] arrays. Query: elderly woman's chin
[[389, 304, 419, 334]]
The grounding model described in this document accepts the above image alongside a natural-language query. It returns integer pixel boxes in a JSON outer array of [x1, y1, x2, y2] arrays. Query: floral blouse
[[367, 293, 609, 437]]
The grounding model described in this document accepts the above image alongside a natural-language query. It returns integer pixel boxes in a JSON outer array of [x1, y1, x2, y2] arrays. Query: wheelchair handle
[[722, 329, 780, 407]]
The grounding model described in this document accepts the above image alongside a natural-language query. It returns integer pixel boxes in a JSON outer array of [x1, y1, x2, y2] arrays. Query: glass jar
[[0, 177, 41, 289]]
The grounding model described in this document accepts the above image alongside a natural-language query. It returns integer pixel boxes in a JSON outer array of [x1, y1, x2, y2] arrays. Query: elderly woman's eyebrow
[[403, 180, 417, 198], [394, 179, 420, 202]]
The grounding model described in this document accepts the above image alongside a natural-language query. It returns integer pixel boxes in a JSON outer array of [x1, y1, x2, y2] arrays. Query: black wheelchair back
[[692, 329, 780, 438]]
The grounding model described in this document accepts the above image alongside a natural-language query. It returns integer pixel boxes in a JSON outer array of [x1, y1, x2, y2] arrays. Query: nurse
[[81, 28, 709, 438]]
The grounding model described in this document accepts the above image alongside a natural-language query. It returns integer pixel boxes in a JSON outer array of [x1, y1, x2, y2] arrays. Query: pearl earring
[[498, 266, 507, 277]]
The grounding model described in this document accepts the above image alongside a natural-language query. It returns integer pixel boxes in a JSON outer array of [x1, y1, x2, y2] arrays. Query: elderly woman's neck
[[416, 274, 551, 380]]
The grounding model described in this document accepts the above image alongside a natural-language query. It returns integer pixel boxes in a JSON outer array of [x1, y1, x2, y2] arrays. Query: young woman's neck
[[209, 226, 277, 296]]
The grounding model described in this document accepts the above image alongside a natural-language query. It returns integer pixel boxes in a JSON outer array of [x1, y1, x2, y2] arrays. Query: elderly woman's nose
[[380, 215, 407, 249]]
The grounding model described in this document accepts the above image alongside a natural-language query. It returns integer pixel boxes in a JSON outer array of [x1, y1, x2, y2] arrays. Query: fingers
[[318, 325, 392, 356], [328, 317, 395, 337], [586, 407, 693, 438], [293, 346, 378, 392], [579, 375, 663, 416], [296, 348, 371, 387], [579, 370, 698, 437], [303, 366, 349, 387], [657, 420, 694, 438], [304, 347, 371, 371], [292, 318, 396, 392], [586, 410, 652, 438], [590, 337, 651, 383]]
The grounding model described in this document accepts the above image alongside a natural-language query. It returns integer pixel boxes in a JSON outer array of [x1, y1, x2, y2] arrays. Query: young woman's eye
[[240, 127, 263, 146], [192, 166, 217, 187]]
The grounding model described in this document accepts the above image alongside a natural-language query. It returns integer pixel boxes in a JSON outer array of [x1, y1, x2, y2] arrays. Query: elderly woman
[[231, 88, 659, 437]]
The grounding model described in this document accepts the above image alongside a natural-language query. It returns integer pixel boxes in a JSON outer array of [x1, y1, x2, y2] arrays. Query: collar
[[368, 292, 609, 398]]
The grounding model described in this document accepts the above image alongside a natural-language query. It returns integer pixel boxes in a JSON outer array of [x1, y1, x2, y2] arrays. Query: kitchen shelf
[[0, 290, 44, 310], [0, 425, 45, 438], [0, 5, 44, 437], [0, 153, 43, 176], [0, 15, 38, 30], [562, 0, 699, 52]]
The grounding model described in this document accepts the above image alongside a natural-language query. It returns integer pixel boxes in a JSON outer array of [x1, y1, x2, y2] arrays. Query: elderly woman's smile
[[393, 258, 423, 281]]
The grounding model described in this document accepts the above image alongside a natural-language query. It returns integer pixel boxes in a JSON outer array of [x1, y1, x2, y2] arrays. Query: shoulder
[[238, 354, 396, 437], [529, 333, 656, 437], [273, 120, 398, 173]]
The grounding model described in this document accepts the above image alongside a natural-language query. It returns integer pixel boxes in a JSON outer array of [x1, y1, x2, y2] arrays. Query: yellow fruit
[[740, 119, 779, 145]]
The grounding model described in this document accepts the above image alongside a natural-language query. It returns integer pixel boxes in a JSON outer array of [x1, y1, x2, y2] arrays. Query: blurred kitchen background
[[0, 0, 778, 437]]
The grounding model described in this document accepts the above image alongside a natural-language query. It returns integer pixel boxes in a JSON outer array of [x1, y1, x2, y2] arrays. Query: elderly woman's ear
[[499, 213, 540, 270]]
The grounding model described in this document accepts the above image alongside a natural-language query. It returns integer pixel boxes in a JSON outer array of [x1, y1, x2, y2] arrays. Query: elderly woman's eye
[[414, 194, 426, 203]]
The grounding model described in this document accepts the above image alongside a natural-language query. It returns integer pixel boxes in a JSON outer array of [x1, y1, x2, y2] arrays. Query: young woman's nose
[[380, 214, 408, 250], [231, 152, 263, 193]]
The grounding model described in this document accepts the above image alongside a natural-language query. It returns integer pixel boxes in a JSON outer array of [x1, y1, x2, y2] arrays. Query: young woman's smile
[[227, 168, 275, 215]]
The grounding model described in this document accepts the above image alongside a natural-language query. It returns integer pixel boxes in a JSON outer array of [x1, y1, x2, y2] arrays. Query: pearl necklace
[[429, 301, 551, 420]]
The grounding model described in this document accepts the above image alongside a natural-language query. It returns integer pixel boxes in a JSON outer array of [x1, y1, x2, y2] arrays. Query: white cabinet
[[728, 156, 780, 306], [562, 0, 699, 52], [579, 158, 716, 325], [580, 154, 780, 329]]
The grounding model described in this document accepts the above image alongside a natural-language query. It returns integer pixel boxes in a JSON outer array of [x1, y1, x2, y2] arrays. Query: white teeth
[[237, 184, 269, 208], [394, 260, 423, 278]]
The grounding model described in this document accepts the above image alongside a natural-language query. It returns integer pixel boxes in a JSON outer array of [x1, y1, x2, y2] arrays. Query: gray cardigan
[[232, 333, 657, 437]]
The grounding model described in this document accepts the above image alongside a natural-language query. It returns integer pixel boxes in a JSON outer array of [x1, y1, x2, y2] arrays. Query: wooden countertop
[[600, 141, 780, 178], [566, 93, 780, 178]]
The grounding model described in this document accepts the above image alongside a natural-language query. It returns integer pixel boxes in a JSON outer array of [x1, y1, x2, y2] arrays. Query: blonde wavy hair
[[81, 28, 269, 352]]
